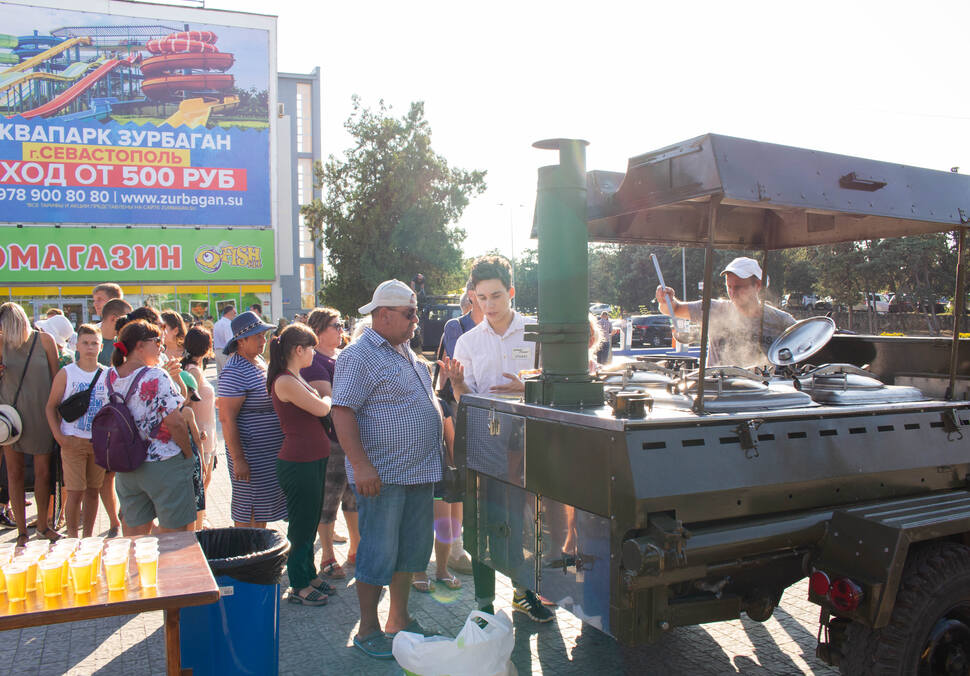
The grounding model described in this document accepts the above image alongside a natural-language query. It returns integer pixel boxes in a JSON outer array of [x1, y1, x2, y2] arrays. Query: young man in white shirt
[[211, 304, 236, 375], [439, 255, 553, 623]]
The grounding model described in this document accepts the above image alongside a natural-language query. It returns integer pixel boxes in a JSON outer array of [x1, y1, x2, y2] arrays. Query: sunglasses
[[328, 322, 344, 331], [388, 307, 417, 320]]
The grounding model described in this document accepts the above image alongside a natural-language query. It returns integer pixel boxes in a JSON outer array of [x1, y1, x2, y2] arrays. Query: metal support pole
[[947, 227, 966, 399], [693, 195, 722, 414]]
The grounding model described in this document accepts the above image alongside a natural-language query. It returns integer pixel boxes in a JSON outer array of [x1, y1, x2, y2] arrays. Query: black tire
[[841, 542, 970, 675]]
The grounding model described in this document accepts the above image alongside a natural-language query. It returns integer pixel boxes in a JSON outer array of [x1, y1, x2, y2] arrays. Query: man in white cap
[[331, 279, 443, 659], [655, 256, 795, 366]]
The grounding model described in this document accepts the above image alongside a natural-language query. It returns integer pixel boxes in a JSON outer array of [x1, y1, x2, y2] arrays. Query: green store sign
[[0, 227, 275, 283]]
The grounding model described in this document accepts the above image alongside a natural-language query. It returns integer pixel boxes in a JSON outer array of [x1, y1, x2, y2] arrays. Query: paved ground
[[0, 364, 841, 675]]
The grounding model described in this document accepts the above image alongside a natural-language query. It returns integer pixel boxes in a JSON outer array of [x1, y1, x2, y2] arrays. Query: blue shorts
[[352, 483, 434, 586]]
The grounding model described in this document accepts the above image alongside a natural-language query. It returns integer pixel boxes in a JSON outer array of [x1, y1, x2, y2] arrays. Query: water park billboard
[[0, 226, 275, 283], [0, 2, 273, 227]]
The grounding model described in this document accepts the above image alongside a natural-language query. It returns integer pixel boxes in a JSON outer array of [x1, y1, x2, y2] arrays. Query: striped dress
[[217, 354, 287, 523]]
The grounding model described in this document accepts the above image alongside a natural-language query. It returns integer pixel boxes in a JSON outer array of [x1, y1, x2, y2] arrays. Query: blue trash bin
[[180, 528, 289, 676]]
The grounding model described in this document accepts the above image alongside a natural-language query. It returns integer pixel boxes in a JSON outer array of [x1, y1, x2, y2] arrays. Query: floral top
[[98, 366, 185, 462]]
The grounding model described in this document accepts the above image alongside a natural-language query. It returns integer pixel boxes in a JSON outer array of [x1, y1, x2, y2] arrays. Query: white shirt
[[453, 311, 535, 395], [212, 316, 233, 349]]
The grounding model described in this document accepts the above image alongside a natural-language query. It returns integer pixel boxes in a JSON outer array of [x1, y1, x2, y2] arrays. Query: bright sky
[[211, 0, 970, 259]]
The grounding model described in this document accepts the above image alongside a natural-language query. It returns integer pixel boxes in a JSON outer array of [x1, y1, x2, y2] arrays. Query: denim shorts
[[352, 483, 434, 586]]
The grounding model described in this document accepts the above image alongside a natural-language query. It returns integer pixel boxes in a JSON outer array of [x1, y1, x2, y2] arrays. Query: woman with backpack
[[92, 319, 196, 534]]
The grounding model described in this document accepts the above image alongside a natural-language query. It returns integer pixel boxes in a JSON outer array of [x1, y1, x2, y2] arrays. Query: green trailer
[[457, 135, 970, 674]]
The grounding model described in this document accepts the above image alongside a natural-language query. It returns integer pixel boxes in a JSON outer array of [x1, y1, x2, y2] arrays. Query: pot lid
[[767, 316, 837, 366]]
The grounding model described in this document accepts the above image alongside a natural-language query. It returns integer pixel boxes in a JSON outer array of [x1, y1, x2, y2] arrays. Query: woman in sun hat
[[216, 311, 287, 527]]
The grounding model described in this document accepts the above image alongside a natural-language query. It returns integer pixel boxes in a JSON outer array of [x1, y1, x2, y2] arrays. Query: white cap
[[720, 256, 762, 280], [35, 314, 76, 348], [358, 279, 417, 315]]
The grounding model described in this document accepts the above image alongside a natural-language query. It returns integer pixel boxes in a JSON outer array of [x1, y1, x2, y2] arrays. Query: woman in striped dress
[[217, 312, 286, 527]]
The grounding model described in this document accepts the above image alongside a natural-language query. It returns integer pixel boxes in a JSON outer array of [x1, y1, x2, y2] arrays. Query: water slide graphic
[[20, 56, 135, 119], [0, 36, 91, 85]]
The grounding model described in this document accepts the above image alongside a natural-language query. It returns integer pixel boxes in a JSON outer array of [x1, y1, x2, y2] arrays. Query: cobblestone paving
[[0, 365, 841, 675]]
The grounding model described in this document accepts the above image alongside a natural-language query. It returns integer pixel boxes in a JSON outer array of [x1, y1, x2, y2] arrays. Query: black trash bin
[[180, 528, 289, 676]]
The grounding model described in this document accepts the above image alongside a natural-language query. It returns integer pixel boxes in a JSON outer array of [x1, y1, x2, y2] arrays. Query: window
[[295, 83, 313, 153], [297, 158, 314, 205], [298, 213, 314, 258], [300, 263, 316, 309]]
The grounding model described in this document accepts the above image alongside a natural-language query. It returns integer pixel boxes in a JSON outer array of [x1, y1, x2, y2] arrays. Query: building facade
[[276, 67, 322, 320]]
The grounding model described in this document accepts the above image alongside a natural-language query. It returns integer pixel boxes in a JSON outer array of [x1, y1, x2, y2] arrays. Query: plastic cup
[[136, 537, 158, 550], [80, 536, 104, 548], [69, 555, 94, 594], [3, 561, 28, 602], [104, 553, 128, 592], [107, 538, 131, 550], [136, 551, 159, 588], [22, 555, 40, 592], [54, 539, 79, 553], [39, 558, 63, 597], [24, 541, 49, 558], [60, 556, 70, 587], [0, 543, 16, 560]]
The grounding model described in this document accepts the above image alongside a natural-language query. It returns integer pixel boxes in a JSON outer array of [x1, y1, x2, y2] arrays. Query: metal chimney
[[524, 138, 604, 407]]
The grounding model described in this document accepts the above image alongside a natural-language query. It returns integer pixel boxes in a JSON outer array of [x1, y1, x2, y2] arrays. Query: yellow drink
[[23, 557, 39, 592], [136, 554, 158, 588], [3, 562, 27, 602], [69, 556, 93, 594], [61, 557, 70, 587], [40, 559, 62, 597], [105, 555, 128, 592]]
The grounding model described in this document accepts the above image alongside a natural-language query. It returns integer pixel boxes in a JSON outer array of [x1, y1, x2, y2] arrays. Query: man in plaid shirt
[[332, 279, 443, 660]]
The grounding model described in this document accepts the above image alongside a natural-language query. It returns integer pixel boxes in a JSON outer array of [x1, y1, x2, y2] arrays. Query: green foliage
[[301, 98, 486, 316], [229, 87, 269, 118], [512, 249, 539, 314]]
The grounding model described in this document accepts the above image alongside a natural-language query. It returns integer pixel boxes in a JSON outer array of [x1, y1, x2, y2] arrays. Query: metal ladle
[[651, 253, 693, 344]]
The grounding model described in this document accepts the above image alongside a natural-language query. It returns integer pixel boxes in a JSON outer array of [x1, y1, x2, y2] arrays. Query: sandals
[[436, 573, 462, 590], [16, 532, 29, 547], [320, 558, 346, 579], [353, 630, 394, 660], [37, 528, 60, 543], [309, 576, 337, 596], [287, 587, 328, 606], [412, 577, 435, 593]]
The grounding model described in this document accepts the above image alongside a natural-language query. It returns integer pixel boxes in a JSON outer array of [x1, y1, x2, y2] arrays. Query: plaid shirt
[[332, 327, 443, 485]]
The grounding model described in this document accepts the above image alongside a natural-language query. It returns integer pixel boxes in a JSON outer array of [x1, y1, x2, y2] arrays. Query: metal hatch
[[540, 134, 970, 249]]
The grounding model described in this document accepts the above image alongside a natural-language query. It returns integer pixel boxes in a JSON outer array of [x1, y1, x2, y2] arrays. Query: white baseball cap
[[358, 279, 417, 315], [720, 256, 762, 280], [36, 314, 76, 348]]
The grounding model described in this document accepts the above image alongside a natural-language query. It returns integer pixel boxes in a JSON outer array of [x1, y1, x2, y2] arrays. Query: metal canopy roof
[[577, 134, 970, 250]]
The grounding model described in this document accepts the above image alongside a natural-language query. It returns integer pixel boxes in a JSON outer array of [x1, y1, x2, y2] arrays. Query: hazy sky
[[209, 0, 969, 259]]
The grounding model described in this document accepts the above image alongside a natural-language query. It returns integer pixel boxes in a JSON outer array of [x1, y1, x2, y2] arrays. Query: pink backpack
[[92, 367, 152, 472]]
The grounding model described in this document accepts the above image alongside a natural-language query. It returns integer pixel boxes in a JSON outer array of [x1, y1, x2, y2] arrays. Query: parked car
[[851, 293, 891, 314], [610, 318, 624, 346], [413, 302, 462, 352], [589, 302, 612, 315], [887, 293, 915, 313], [630, 314, 672, 347]]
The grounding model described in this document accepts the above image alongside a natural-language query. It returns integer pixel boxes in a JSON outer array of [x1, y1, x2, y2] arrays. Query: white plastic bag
[[392, 609, 516, 676]]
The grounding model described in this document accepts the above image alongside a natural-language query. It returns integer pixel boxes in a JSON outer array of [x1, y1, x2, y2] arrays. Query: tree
[[301, 98, 486, 316]]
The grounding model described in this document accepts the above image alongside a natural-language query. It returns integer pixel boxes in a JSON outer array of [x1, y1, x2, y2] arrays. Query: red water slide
[[18, 58, 130, 119]]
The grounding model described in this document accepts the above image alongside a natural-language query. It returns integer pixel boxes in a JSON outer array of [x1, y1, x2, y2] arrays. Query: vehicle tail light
[[809, 570, 864, 613], [809, 570, 831, 596], [828, 577, 864, 612]]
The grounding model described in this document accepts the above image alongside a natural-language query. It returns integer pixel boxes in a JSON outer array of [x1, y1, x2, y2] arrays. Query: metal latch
[[488, 407, 501, 436], [737, 419, 765, 458], [941, 409, 963, 441]]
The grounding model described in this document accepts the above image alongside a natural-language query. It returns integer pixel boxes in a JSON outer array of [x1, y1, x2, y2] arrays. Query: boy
[[44, 325, 108, 538], [439, 255, 553, 623]]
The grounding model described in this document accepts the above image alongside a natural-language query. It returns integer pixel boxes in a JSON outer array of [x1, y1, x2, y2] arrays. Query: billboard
[[0, 2, 272, 226], [0, 227, 275, 282]]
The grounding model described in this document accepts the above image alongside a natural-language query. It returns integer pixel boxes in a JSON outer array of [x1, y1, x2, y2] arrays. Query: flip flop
[[287, 587, 328, 606], [353, 630, 394, 660], [411, 577, 435, 593], [320, 558, 345, 579], [436, 573, 462, 590], [386, 618, 438, 638]]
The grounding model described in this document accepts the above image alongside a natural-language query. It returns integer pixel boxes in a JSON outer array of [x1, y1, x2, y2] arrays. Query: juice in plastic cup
[[69, 555, 94, 594], [136, 551, 159, 588], [24, 541, 49, 556], [22, 555, 40, 592], [60, 556, 70, 587], [107, 538, 131, 551], [3, 561, 28, 602], [104, 553, 128, 592], [39, 558, 63, 597], [137, 537, 158, 548], [80, 536, 104, 548], [79, 546, 101, 585]]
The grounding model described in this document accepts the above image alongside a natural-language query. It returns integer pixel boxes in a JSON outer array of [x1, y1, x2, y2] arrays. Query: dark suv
[[630, 314, 672, 347]]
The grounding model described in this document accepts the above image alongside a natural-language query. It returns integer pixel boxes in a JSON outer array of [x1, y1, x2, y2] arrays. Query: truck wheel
[[840, 542, 970, 675]]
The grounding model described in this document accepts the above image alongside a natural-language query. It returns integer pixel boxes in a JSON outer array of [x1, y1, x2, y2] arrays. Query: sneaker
[[512, 590, 555, 623]]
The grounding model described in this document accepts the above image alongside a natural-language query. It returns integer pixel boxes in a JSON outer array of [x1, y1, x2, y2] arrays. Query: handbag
[[57, 368, 103, 423]]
